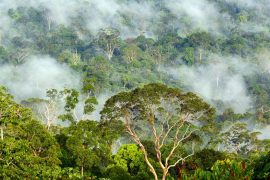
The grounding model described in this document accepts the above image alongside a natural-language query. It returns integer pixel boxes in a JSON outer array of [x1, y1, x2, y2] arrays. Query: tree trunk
[[140, 146, 158, 180], [151, 169, 158, 180], [47, 119, 51, 130], [125, 118, 159, 180], [107, 43, 113, 60], [162, 169, 168, 180], [73, 109, 79, 122], [48, 19, 51, 31], [108, 51, 113, 61], [81, 166, 84, 177], [0, 126, 3, 140]]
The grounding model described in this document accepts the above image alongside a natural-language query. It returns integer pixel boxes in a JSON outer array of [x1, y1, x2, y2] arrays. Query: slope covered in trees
[[1, 0, 270, 179]]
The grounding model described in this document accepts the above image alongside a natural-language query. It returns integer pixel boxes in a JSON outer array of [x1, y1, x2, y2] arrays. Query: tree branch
[[124, 112, 158, 180]]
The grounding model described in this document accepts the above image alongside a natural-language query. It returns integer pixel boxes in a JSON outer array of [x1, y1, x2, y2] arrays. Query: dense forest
[[1, 0, 270, 179]]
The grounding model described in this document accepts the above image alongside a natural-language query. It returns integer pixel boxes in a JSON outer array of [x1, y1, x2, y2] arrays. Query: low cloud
[[164, 55, 255, 113], [0, 56, 81, 100]]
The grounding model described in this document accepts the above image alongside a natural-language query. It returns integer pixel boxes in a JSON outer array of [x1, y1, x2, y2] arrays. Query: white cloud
[[0, 56, 81, 100]]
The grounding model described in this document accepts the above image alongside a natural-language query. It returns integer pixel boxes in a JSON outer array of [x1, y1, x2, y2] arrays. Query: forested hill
[[1, 0, 270, 179]]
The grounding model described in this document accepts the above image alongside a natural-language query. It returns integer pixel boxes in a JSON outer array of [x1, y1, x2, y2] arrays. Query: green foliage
[[58, 49, 82, 66], [0, 86, 32, 126], [212, 122, 261, 155], [106, 166, 132, 180], [101, 83, 215, 179], [65, 121, 110, 176], [98, 28, 121, 60], [84, 56, 111, 93], [182, 47, 195, 65], [107, 144, 159, 179], [192, 149, 226, 171], [188, 31, 214, 49], [0, 87, 61, 178], [183, 159, 253, 180], [122, 44, 143, 63], [101, 83, 215, 124], [253, 152, 270, 179], [2, 2, 270, 179], [58, 120, 122, 178], [113, 144, 148, 174], [84, 97, 98, 114], [44, 25, 79, 55]]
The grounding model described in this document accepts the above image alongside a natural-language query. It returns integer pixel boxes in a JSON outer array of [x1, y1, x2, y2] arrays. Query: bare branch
[[151, 119, 166, 170], [165, 113, 191, 167], [180, 129, 199, 143], [168, 150, 194, 169], [160, 120, 178, 148], [124, 112, 159, 180]]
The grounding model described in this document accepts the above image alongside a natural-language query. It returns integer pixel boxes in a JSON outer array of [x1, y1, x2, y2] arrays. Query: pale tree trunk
[[125, 112, 197, 180], [47, 120, 52, 130], [44, 103, 54, 130], [139, 17, 146, 35], [47, 17, 52, 31], [14, 49, 31, 65], [162, 169, 169, 180], [73, 109, 79, 122], [151, 113, 196, 180], [108, 52, 112, 60], [124, 113, 159, 180], [81, 166, 84, 177], [140, 145, 159, 180], [131, 51, 135, 62], [124, 112, 197, 180], [107, 43, 114, 60], [0, 126, 3, 140]]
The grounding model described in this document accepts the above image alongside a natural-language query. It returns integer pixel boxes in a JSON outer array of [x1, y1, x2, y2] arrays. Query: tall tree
[[60, 119, 123, 178], [0, 86, 32, 140], [0, 86, 61, 178], [22, 89, 62, 130], [101, 83, 215, 180], [213, 122, 261, 155], [98, 28, 120, 60], [188, 32, 213, 63]]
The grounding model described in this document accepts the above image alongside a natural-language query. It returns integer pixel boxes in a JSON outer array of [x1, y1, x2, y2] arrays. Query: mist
[[0, 0, 269, 112], [0, 0, 269, 38], [163, 54, 257, 114], [257, 126, 270, 139], [0, 56, 81, 100], [0, 0, 158, 38], [0, 0, 269, 130], [83, 93, 112, 121], [1, 0, 270, 171]]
